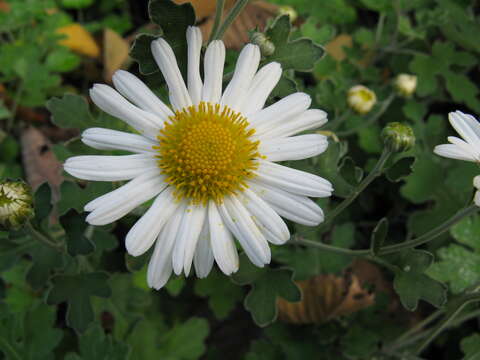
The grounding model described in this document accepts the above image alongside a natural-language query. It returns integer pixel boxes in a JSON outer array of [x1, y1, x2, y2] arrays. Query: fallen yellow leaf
[[103, 28, 130, 82], [57, 23, 100, 58]]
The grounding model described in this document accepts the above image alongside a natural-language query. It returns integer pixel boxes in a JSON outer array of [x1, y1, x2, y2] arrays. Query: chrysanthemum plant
[[4, 0, 480, 357]]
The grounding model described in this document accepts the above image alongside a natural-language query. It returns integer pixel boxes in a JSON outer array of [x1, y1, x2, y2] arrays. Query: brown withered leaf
[[173, 0, 233, 20], [21, 127, 63, 203], [277, 259, 393, 324], [103, 28, 131, 82]]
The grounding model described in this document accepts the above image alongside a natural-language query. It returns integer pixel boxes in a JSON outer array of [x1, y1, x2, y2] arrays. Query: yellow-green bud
[[278, 5, 298, 22], [381, 122, 415, 153], [0, 180, 34, 231], [250, 32, 275, 57], [347, 85, 377, 115], [394, 73, 417, 97]]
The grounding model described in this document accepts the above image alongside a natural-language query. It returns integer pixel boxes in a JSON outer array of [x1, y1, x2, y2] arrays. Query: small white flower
[[64, 26, 333, 289], [433, 111, 480, 162], [347, 85, 376, 115], [394, 74, 417, 97]]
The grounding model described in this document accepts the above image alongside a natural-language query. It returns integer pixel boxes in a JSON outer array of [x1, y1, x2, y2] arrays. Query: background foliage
[[1, 0, 480, 359]]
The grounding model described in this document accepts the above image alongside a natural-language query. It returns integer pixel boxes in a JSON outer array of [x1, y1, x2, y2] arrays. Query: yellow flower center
[[155, 102, 261, 204]]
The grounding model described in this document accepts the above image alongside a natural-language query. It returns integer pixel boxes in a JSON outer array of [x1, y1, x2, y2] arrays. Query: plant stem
[[208, 0, 225, 43], [324, 148, 392, 225], [415, 293, 480, 355], [0, 337, 22, 360], [211, 0, 250, 41], [337, 93, 395, 137], [378, 205, 479, 255], [26, 221, 64, 252], [294, 204, 478, 257]]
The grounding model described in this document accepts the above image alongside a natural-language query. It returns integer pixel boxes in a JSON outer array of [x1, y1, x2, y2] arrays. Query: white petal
[[220, 44, 260, 112], [90, 84, 161, 140], [219, 195, 271, 267], [242, 62, 282, 116], [85, 171, 167, 226], [248, 180, 324, 226], [64, 154, 157, 181], [475, 190, 480, 207], [172, 204, 207, 276], [193, 219, 214, 278], [208, 201, 239, 275], [249, 93, 311, 136], [151, 38, 192, 110], [434, 144, 477, 162], [259, 134, 328, 162], [112, 70, 173, 119], [238, 188, 290, 245], [147, 207, 184, 290], [254, 159, 333, 198], [257, 109, 328, 141], [449, 111, 480, 147], [81, 127, 158, 154], [201, 40, 225, 103], [125, 186, 180, 256], [186, 27, 203, 105]]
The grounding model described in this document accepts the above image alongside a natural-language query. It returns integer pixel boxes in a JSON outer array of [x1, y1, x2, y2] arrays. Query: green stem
[[415, 293, 480, 355], [26, 221, 64, 252], [0, 337, 22, 360], [208, 0, 226, 43], [211, 0, 250, 41], [324, 148, 392, 225], [294, 204, 478, 257], [337, 93, 395, 137]]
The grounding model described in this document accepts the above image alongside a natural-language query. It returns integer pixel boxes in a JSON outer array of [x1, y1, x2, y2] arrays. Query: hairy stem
[[211, 0, 250, 41], [208, 0, 225, 43]]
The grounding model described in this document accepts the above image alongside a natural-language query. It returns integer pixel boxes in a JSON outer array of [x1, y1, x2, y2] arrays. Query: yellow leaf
[[103, 28, 130, 82], [325, 34, 352, 62], [57, 23, 100, 58]]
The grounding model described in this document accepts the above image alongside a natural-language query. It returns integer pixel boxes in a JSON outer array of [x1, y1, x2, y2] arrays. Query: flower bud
[[278, 5, 298, 22], [0, 180, 34, 231], [250, 32, 275, 57], [347, 85, 377, 115], [381, 122, 415, 153], [394, 74, 417, 97], [473, 176, 480, 207]]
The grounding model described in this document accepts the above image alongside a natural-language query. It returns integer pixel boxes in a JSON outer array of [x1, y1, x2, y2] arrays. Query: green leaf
[[194, 270, 243, 319], [46, 48, 81, 73], [389, 249, 447, 311], [386, 157, 415, 182], [232, 255, 301, 326], [130, 34, 160, 75], [370, 218, 388, 256], [34, 182, 52, 223], [341, 324, 380, 358], [60, 210, 95, 256], [461, 333, 480, 359], [0, 302, 63, 360], [317, 222, 355, 273], [61, 0, 94, 9], [46, 94, 94, 130], [428, 215, 480, 293], [66, 325, 130, 360], [265, 15, 324, 71], [26, 243, 64, 290], [46, 272, 111, 333], [157, 318, 209, 360]]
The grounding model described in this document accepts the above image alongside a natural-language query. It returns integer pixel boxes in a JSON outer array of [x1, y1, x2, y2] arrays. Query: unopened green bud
[[394, 73, 417, 97], [0, 180, 34, 231], [278, 5, 298, 22], [250, 32, 275, 57], [381, 122, 415, 153]]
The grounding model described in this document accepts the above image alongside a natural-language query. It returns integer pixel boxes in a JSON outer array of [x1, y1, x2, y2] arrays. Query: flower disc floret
[[156, 102, 261, 204]]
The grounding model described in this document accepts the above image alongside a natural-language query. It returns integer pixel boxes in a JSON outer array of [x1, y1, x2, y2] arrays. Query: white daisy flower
[[64, 26, 333, 289], [434, 111, 480, 162]]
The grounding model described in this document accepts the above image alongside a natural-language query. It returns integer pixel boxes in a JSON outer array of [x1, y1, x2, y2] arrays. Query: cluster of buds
[[347, 85, 377, 115], [0, 180, 34, 231]]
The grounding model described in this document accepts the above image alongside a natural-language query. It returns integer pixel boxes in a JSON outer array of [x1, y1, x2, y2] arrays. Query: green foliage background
[[1, 0, 480, 359]]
